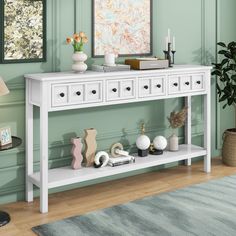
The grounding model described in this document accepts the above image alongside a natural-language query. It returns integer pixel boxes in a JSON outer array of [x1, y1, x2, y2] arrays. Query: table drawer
[[52, 84, 69, 106], [106, 78, 135, 101], [52, 81, 103, 107], [139, 77, 165, 98], [86, 82, 102, 102], [168, 73, 205, 94]]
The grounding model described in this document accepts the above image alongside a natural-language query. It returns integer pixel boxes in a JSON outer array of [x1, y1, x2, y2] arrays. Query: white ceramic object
[[169, 134, 179, 151], [72, 51, 88, 73], [153, 136, 167, 150], [104, 53, 117, 66], [94, 151, 109, 167], [136, 135, 151, 150]]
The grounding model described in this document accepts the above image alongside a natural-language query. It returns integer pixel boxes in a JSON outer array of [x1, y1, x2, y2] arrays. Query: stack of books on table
[[91, 64, 131, 73]]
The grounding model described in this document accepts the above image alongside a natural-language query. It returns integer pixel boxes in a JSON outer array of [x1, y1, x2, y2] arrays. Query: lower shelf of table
[[29, 144, 207, 189]]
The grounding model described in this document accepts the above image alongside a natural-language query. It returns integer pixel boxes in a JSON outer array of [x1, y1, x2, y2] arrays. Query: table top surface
[[0, 136, 22, 151]]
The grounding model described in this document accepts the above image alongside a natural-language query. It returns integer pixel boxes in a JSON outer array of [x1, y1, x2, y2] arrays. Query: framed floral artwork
[[92, 0, 153, 57], [0, 0, 46, 63]]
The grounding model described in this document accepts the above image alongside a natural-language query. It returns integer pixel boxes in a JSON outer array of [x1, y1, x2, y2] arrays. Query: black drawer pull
[[126, 87, 131, 91], [92, 90, 97, 94], [156, 84, 161, 88], [196, 81, 201, 84], [76, 91, 81, 96], [144, 85, 149, 90], [112, 88, 117, 92], [59, 93, 65, 97], [185, 82, 190, 86], [173, 83, 178, 87]]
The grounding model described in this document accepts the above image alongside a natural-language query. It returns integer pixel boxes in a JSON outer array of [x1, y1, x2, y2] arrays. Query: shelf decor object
[[71, 137, 83, 170], [94, 151, 109, 168], [151, 136, 167, 155], [167, 107, 188, 152], [24, 64, 212, 213], [0, 0, 46, 63], [163, 29, 176, 67], [0, 77, 22, 227], [136, 123, 151, 157], [92, 0, 152, 57], [84, 128, 97, 167], [0, 127, 12, 146], [66, 32, 88, 73]]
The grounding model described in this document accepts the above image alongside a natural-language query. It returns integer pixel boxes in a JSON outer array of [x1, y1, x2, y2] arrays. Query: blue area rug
[[32, 175, 236, 236]]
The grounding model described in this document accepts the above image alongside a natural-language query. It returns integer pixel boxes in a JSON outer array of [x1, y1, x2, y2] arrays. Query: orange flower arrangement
[[66, 32, 88, 52]]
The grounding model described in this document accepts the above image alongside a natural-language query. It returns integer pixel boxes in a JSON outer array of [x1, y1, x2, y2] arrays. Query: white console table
[[25, 65, 212, 213]]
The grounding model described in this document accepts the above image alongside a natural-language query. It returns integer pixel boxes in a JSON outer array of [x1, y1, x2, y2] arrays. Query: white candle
[[168, 29, 171, 43], [173, 36, 176, 51], [165, 37, 168, 51]]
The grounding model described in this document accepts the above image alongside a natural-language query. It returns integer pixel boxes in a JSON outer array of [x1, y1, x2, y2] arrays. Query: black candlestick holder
[[163, 43, 176, 67], [171, 50, 176, 64]]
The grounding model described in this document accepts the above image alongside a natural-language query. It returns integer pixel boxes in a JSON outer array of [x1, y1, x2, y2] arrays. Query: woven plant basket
[[222, 128, 236, 166]]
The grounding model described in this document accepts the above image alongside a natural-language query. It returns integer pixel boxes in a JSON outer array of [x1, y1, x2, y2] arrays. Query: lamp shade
[[0, 77, 9, 96]]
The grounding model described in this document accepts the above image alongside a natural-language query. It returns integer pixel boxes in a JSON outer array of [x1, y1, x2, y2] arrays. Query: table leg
[[26, 79, 34, 202], [40, 83, 49, 213], [185, 96, 192, 166], [204, 92, 211, 173]]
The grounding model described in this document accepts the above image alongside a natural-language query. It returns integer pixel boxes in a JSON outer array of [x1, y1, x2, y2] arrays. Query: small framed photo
[[0, 127, 12, 146]]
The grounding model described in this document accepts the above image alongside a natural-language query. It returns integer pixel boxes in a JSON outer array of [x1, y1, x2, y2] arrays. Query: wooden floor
[[1, 157, 236, 236]]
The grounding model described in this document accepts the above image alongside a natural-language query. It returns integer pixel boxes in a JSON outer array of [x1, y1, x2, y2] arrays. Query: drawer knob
[[59, 93, 65, 97], [92, 90, 97, 94], [185, 82, 190, 85], [76, 91, 81, 96], [197, 81, 201, 84], [173, 83, 178, 87], [144, 85, 149, 90], [112, 88, 117, 92], [126, 87, 131, 91], [156, 84, 161, 88]]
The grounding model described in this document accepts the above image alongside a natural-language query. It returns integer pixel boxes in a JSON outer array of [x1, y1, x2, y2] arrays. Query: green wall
[[0, 0, 235, 204]]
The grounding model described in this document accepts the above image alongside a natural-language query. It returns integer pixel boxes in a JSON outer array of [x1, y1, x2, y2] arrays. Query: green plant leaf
[[211, 70, 222, 76], [223, 104, 227, 109], [217, 42, 227, 47], [221, 58, 229, 66], [228, 41, 236, 49]]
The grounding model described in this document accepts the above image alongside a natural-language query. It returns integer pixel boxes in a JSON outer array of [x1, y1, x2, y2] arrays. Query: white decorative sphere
[[153, 136, 167, 150], [136, 135, 150, 150]]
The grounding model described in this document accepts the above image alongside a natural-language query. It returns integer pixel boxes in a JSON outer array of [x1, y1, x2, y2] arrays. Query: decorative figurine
[[94, 151, 110, 168], [167, 107, 188, 151], [110, 142, 135, 162], [84, 128, 97, 167], [149, 136, 167, 155], [71, 137, 83, 169], [136, 123, 150, 157]]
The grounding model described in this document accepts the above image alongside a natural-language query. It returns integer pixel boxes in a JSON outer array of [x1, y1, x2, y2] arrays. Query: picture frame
[[92, 0, 153, 57], [0, 0, 47, 63], [0, 127, 12, 146]]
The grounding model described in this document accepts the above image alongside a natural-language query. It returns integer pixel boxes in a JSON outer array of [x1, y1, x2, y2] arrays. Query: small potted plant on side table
[[212, 41, 236, 166]]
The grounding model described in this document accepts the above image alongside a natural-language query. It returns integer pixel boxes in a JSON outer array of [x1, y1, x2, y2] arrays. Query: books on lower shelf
[[92, 64, 131, 73], [108, 156, 135, 167]]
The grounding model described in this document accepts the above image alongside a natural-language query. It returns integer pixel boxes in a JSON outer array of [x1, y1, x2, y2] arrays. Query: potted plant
[[66, 32, 89, 73], [167, 107, 188, 151], [212, 41, 236, 166]]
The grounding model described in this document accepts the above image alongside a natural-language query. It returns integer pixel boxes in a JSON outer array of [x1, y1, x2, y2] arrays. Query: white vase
[[169, 134, 179, 151], [72, 51, 88, 73]]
